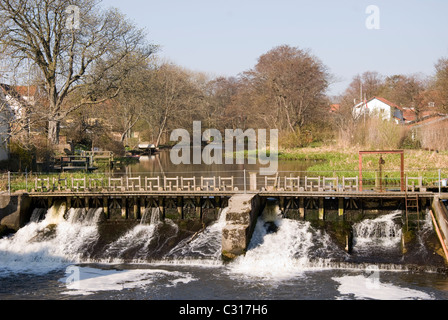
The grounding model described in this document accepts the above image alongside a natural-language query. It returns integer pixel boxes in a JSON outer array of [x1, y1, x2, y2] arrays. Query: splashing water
[[140, 208, 162, 225], [352, 211, 402, 251], [0, 204, 103, 276], [228, 204, 344, 279], [164, 208, 228, 264]]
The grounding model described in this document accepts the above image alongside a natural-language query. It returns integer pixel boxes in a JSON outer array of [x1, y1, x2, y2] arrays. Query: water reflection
[[120, 150, 312, 175], [118, 149, 314, 178]]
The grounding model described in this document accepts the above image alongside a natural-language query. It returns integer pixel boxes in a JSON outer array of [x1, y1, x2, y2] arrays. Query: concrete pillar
[[222, 194, 260, 261], [0, 193, 32, 231]]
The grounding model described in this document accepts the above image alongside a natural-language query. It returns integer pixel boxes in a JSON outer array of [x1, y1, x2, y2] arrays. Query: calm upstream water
[[1, 151, 448, 301]]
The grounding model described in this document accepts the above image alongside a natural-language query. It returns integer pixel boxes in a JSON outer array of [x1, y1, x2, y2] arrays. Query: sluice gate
[[1, 171, 447, 263]]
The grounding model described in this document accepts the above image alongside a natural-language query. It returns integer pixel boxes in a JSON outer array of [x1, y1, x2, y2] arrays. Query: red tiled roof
[[403, 109, 417, 122], [14, 86, 38, 97], [407, 115, 448, 128], [370, 96, 405, 112], [330, 104, 340, 113]]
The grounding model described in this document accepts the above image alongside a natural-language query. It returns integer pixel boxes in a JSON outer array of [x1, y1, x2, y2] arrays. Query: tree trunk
[[48, 120, 60, 145], [155, 108, 169, 147]]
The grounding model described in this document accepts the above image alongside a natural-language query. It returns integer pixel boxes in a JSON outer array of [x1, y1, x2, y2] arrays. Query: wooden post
[[319, 198, 325, 220], [103, 197, 109, 219], [249, 172, 257, 191], [400, 152, 405, 192], [85, 197, 90, 212], [279, 197, 285, 215], [133, 197, 138, 219], [338, 198, 344, 218], [359, 153, 363, 192], [121, 197, 127, 219], [177, 196, 183, 219], [195, 197, 202, 219], [67, 197, 72, 210], [215, 196, 221, 220], [140, 197, 146, 219], [299, 197, 305, 220], [158, 197, 165, 221]]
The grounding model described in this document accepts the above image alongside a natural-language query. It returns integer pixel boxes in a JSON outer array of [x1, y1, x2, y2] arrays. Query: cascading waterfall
[[228, 203, 347, 279], [0, 203, 103, 275], [30, 208, 47, 223], [164, 208, 229, 263], [140, 207, 162, 225], [352, 211, 402, 250], [0, 200, 434, 279], [350, 211, 403, 265], [102, 208, 163, 262]]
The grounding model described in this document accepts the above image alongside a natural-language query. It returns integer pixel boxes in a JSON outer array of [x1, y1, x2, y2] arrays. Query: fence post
[[8, 171, 11, 195], [244, 169, 247, 194], [439, 169, 442, 197], [25, 169, 28, 193]]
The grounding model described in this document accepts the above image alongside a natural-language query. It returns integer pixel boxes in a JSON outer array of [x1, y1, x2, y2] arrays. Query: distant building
[[329, 104, 340, 113], [407, 115, 448, 150], [353, 97, 407, 123], [0, 84, 37, 120]]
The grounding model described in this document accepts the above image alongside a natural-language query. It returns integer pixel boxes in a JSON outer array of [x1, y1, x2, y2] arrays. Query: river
[[1, 151, 448, 302]]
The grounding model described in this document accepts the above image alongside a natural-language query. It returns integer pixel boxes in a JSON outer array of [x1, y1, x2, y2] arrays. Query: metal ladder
[[405, 192, 420, 230]]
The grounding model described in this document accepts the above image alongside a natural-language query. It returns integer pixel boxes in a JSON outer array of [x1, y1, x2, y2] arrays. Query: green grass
[[3, 146, 448, 192], [278, 146, 448, 187]]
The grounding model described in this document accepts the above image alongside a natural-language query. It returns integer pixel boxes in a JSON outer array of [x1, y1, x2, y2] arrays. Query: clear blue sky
[[101, 0, 448, 97]]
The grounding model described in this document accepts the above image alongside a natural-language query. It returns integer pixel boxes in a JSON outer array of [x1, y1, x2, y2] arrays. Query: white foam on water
[[102, 224, 159, 262], [334, 274, 434, 300], [352, 211, 402, 250], [228, 217, 317, 280], [165, 208, 228, 263], [59, 266, 197, 296], [0, 206, 102, 276]]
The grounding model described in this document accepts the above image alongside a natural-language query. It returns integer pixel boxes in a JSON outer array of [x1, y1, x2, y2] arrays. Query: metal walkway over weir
[[25, 172, 440, 222], [27, 171, 441, 197]]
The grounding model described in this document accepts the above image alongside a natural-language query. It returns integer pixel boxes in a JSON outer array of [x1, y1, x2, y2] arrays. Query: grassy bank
[[279, 146, 448, 184]]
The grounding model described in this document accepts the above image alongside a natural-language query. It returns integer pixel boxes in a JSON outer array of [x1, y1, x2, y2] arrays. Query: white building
[[353, 96, 406, 124]]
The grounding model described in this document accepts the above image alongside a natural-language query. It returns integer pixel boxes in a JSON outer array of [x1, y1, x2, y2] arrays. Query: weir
[[1, 172, 447, 263]]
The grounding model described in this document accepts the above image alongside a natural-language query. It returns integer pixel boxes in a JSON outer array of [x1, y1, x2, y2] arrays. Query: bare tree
[[380, 74, 424, 108], [433, 58, 448, 113], [243, 45, 330, 136], [140, 63, 203, 147], [0, 0, 155, 145], [345, 71, 384, 105]]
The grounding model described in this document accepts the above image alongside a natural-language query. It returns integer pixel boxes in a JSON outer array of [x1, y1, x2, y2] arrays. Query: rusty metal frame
[[359, 150, 405, 192]]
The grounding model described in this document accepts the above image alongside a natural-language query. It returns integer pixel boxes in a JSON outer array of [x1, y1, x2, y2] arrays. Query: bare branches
[[0, 0, 156, 144]]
